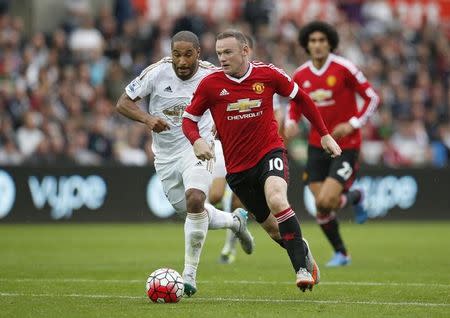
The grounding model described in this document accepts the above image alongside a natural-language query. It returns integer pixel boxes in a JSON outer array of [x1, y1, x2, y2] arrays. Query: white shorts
[[212, 140, 227, 179], [155, 147, 213, 216]]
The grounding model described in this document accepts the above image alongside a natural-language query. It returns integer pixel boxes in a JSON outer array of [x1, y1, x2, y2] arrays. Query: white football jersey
[[125, 57, 216, 163]]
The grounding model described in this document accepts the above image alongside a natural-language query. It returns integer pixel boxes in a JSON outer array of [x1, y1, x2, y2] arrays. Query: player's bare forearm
[[331, 122, 354, 139], [321, 134, 342, 158], [116, 93, 170, 133], [116, 93, 149, 124]]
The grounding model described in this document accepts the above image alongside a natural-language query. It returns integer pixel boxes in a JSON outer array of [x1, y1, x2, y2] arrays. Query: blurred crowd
[[0, 0, 449, 167]]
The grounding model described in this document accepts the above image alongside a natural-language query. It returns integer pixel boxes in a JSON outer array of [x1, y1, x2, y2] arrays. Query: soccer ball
[[146, 268, 184, 303]]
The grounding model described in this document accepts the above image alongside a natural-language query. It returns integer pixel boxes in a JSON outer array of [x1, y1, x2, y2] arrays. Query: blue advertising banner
[[287, 164, 450, 221], [0, 165, 449, 222], [0, 166, 177, 222]]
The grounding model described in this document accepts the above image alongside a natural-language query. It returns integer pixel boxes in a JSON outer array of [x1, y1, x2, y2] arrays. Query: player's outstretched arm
[[116, 93, 170, 133]]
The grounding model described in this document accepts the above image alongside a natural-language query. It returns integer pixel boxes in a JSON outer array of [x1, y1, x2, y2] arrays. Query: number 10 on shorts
[[269, 158, 284, 171]]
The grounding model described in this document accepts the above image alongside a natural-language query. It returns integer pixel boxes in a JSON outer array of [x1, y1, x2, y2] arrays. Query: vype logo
[[28, 175, 107, 219], [0, 170, 16, 219]]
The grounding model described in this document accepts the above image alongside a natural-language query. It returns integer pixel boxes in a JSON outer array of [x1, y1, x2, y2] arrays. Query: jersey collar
[[224, 63, 253, 83], [308, 53, 334, 76]]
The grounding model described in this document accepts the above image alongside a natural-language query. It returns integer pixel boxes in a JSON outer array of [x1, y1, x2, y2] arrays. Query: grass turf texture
[[0, 222, 449, 318]]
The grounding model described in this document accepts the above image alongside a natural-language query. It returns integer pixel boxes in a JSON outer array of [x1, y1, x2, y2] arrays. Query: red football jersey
[[184, 62, 300, 173], [289, 53, 379, 150]]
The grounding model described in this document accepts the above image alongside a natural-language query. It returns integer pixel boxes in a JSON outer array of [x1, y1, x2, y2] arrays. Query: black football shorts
[[304, 145, 359, 191], [226, 148, 289, 223]]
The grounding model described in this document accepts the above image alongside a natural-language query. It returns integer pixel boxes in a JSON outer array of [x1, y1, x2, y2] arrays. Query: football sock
[[221, 229, 238, 255], [212, 201, 224, 210], [317, 212, 347, 255], [183, 211, 209, 279], [273, 238, 286, 249], [204, 203, 235, 230], [275, 207, 307, 271], [339, 190, 362, 209]]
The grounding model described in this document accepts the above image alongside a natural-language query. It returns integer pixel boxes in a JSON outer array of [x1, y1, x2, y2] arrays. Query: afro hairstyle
[[298, 21, 339, 54]]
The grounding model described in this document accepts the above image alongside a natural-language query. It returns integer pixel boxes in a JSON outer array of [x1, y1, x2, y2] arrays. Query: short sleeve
[[125, 61, 161, 100]]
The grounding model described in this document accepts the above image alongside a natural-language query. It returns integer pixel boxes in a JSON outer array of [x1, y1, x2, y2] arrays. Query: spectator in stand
[[15, 111, 44, 158], [0, 2, 447, 167]]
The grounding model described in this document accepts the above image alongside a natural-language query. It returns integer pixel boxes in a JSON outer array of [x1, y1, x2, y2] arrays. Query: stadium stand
[[0, 0, 448, 167]]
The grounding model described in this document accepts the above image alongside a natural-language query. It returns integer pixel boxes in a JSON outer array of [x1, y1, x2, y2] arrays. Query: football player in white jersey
[[116, 31, 254, 297]]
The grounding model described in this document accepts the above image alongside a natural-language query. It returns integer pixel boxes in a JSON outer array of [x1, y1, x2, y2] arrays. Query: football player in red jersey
[[210, 33, 284, 265], [285, 21, 380, 267], [182, 29, 341, 292]]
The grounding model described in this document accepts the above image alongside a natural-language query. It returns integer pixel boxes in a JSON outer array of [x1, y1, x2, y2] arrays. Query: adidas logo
[[164, 86, 172, 92], [219, 88, 229, 96], [195, 161, 203, 166]]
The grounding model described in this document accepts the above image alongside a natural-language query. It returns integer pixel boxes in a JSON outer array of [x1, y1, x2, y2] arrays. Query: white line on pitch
[[0, 292, 448, 307], [0, 278, 449, 288], [0, 292, 140, 299]]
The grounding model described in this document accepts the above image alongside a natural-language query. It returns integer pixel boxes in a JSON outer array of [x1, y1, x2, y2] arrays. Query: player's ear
[[242, 44, 249, 57]]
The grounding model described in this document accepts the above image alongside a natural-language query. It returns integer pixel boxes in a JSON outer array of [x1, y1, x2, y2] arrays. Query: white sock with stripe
[[183, 210, 209, 281]]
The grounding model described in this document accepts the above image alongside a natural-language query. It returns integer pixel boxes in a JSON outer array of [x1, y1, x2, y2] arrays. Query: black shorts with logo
[[304, 145, 359, 191], [226, 148, 289, 223]]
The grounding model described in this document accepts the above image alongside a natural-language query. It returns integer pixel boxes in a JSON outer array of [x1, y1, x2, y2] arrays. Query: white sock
[[204, 203, 237, 231], [221, 228, 238, 255], [183, 210, 209, 280]]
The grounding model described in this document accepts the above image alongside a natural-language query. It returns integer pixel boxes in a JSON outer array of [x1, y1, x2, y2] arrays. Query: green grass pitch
[[0, 221, 449, 317]]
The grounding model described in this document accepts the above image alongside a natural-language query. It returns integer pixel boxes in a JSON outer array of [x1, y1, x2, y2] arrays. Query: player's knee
[[185, 189, 206, 213], [266, 191, 287, 212], [208, 190, 222, 205], [316, 194, 338, 213]]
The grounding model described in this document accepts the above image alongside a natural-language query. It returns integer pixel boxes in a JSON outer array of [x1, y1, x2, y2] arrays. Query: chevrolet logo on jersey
[[309, 89, 334, 107], [227, 98, 262, 113], [310, 89, 333, 102]]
